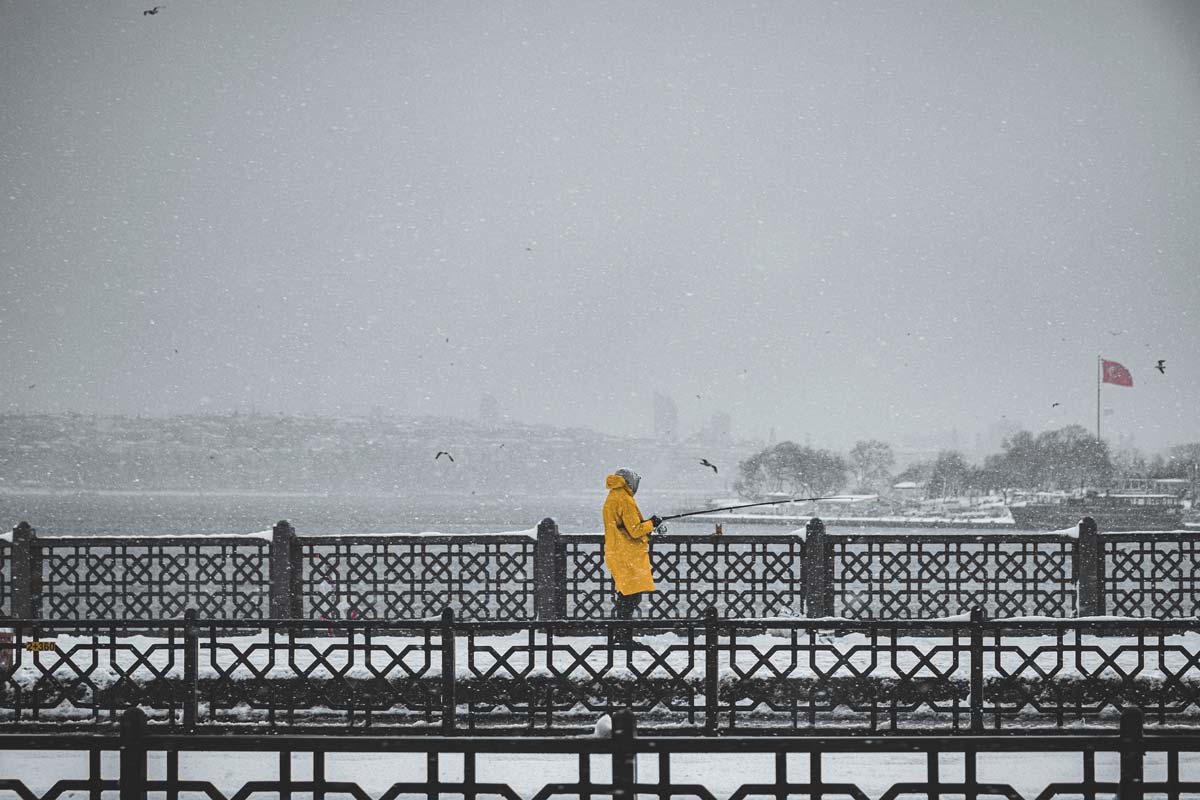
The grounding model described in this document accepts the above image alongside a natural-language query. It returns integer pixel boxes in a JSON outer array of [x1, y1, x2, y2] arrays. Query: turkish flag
[[1101, 359, 1133, 387]]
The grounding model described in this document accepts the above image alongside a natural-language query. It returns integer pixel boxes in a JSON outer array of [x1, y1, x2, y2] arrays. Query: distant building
[[689, 412, 733, 446], [708, 412, 732, 442], [653, 393, 678, 441], [1118, 477, 1190, 496], [892, 481, 926, 500], [479, 394, 499, 427]]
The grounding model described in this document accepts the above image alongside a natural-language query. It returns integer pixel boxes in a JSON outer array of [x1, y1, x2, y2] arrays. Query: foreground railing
[[4, 612, 1200, 735], [0, 706, 1189, 799], [5, 517, 1200, 622]]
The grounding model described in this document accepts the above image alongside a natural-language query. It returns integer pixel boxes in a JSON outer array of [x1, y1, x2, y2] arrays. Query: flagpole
[[1096, 354, 1101, 441]]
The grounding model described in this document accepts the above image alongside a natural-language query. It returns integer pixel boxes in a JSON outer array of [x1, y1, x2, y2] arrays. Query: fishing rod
[[660, 495, 851, 522]]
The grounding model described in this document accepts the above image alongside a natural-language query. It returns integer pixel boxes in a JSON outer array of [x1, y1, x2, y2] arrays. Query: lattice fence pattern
[[201, 622, 445, 729], [719, 622, 975, 732], [5, 618, 1197, 734], [562, 533, 806, 619], [37, 537, 270, 619], [0, 622, 191, 726], [830, 534, 1077, 618], [300, 535, 536, 620], [1103, 533, 1200, 617], [980, 623, 1200, 726]]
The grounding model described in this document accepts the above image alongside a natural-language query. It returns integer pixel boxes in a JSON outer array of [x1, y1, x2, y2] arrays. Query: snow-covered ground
[[1, 745, 1198, 798]]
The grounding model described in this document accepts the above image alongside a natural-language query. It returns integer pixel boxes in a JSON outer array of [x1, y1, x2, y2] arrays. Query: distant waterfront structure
[[892, 481, 926, 501], [653, 393, 678, 441]]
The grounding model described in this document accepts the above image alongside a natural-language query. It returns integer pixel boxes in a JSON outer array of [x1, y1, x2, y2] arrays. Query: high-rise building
[[708, 412, 732, 443], [479, 394, 499, 427], [653, 393, 678, 441]]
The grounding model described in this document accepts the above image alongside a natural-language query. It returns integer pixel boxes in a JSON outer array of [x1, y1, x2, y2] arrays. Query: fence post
[[119, 706, 148, 800], [288, 527, 304, 619], [1119, 707, 1144, 799], [611, 706, 637, 800], [441, 607, 457, 734], [182, 608, 198, 732], [10, 522, 37, 619], [970, 605, 985, 734], [704, 605, 719, 735], [803, 518, 831, 618], [1076, 517, 1104, 617], [534, 518, 566, 620], [269, 520, 297, 619]]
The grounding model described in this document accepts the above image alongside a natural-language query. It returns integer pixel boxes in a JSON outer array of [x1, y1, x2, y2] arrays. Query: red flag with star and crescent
[[1101, 359, 1133, 387]]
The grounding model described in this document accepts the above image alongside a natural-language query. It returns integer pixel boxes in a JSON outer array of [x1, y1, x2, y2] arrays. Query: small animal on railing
[[712, 523, 724, 538]]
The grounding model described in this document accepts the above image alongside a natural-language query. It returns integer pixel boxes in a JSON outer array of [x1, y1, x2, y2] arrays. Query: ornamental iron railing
[[2, 612, 1199, 735], [0, 705, 1185, 799], [299, 532, 537, 621], [1102, 531, 1200, 618], [560, 532, 808, 619], [2, 516, 1199, 623], [36, 534, 270, 620], [825, 530, 1077, 619]]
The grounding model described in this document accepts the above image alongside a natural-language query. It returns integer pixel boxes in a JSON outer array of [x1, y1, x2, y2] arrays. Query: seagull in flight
[[699, 459, 718, 474], [1051, 402, 1060, 408], [143, 5, 165, 15], [435, 451, 454, 462], [1156, 360, 1166, 374]]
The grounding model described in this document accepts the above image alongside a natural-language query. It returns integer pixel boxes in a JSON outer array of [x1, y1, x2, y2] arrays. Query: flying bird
[[143, 5, 164, 15], [1051, 402, 1060, 408], [1156, 360, 1166, 374], [699, 459, 718, 474], [435, 451, 454, 462]]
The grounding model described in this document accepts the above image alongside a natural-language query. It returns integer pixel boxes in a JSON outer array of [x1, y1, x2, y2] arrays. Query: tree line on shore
[[734, 425, 1200, 500]]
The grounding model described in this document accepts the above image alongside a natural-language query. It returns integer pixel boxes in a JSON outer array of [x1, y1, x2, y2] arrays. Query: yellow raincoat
[[603, 473, 657, 595]]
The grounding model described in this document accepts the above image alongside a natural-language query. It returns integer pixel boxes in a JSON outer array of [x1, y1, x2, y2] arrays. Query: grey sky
[[2, 1, 1198, 452]]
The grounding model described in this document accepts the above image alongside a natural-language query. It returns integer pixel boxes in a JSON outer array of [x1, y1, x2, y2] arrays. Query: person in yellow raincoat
[[602, 469, 663, 622]]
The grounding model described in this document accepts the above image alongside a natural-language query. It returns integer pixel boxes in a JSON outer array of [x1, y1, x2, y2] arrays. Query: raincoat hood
[[610, 469, 640, 495]]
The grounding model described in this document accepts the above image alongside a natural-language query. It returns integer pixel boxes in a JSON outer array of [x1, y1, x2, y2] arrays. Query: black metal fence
[[0, 705, 1187, 800], [4, 516, 1200, 623], [0, 534, 10, 618], [3, 612, 1200, 735]]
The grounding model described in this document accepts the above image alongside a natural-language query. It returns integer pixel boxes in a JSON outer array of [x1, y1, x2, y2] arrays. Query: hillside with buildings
[[0, 411, 759, 499]]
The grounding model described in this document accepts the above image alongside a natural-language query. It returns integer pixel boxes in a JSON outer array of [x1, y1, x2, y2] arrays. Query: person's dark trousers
[[614, 591, 643, 619], [613, 591, 643, 646]]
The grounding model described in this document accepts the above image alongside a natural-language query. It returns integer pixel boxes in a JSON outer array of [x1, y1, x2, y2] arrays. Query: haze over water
[[3, 2, 1199, 455]]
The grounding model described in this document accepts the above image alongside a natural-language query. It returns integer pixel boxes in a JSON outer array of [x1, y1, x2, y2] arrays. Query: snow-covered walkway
[[1, 746, 1197, 799]]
